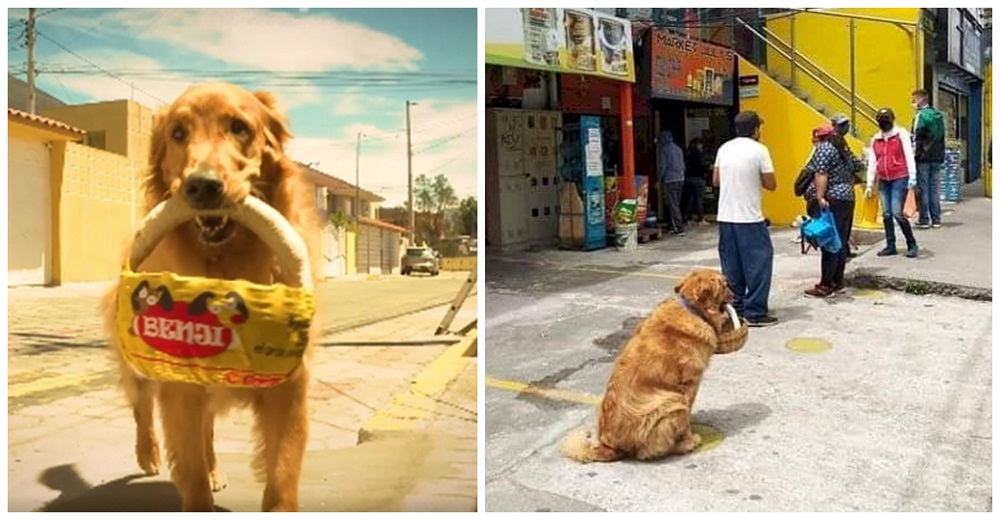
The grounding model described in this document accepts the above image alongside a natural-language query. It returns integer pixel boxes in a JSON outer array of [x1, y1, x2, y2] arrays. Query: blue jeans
[[718, 221, 773, 320], [878, 177, 917, 251], [916, 162, 942, 224]]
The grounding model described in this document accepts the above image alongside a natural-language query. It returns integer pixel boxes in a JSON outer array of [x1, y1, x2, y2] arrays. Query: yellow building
[[8, 107, 138, 285], [736, 8, 986, 226]]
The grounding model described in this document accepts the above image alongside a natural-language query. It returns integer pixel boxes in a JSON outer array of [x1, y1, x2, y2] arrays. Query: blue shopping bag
[[801, 208, 842, 254]]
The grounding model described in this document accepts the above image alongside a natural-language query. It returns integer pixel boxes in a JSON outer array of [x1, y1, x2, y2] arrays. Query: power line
[[34, 28, 167, 104], [420, 148, 473, 176]]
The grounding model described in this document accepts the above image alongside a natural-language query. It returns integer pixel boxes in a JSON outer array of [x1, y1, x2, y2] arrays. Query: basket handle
[[128, 196, 313, 290]]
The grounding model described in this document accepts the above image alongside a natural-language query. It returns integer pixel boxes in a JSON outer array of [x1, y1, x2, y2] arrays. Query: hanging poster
[[649, 28, 736, 105], [485, 8, 636, 83]]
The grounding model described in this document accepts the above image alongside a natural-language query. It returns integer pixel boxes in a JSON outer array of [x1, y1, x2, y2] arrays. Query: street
[[484, 224, 991, 512], [7, 272, 477, 512]]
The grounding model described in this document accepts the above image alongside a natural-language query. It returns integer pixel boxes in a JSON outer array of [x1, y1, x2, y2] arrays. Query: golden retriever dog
[[100, 82, 321, 511], [562, 270, 739, 463]]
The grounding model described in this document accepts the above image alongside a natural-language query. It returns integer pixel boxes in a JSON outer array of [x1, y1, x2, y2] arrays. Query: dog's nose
[[183, 171, 224, 209]]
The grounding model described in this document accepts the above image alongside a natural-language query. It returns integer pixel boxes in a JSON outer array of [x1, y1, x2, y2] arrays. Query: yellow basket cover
[[116, 268, 315, 388]]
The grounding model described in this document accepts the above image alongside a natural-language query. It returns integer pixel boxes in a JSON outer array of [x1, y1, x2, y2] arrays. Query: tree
[[412, 173, 461, 246], [454, 196, 477, 237]]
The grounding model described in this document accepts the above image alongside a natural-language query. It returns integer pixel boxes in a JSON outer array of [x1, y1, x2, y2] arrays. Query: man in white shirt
[[712, 111, 778, 327]]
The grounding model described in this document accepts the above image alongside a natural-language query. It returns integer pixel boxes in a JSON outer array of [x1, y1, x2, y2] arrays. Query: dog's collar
[[677, 294, 710, 324]]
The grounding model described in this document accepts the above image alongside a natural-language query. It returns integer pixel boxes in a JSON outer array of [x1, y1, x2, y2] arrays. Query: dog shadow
[[694, 402, 773, 438], [32, 464, 230, 512]]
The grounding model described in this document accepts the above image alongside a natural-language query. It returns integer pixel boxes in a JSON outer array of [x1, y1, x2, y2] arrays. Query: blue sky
[[7, 8, 478, 207]]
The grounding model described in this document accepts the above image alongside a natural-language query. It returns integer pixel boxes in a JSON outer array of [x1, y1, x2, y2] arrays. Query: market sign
[[485, 8, 636, 83], [649, 28, 736, 105]]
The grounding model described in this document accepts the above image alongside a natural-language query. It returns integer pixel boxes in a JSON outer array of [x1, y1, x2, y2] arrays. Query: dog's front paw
[[135, 441, 161, 476], [210, 467, 228, 492]]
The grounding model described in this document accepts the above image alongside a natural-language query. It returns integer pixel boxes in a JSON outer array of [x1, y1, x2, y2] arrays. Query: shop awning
[[485, 8, 636, 83]]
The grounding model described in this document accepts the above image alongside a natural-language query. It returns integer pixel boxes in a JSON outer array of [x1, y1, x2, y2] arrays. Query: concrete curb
[[357, 329, 477, 443], [845, 269, 992, 302]]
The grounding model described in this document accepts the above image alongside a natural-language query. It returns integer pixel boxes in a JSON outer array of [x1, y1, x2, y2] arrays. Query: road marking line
[[7, 373, 105, 398], [486, 375, 725, 453], [485, 375, 600, 406], [358, 330, 477, 442]]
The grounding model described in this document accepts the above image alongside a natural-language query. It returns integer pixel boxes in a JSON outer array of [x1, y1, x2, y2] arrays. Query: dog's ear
[[188, 292, 215, 316], [131, 281, 151, 312], [157, 286, 174, 312], [254, 90, 292, 157], [225, 291, 249, 318]]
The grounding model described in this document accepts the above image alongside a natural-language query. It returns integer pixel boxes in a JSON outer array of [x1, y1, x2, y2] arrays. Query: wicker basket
[[716, 316, 748, 354], [116, 196, 315, 389]]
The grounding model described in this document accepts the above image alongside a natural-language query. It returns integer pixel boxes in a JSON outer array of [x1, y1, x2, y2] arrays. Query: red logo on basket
[[129, 282, 248, 359]]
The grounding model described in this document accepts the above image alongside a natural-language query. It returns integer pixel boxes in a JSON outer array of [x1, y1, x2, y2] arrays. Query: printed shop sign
[[650, 28, 736, 105], [485, 8, 636, 83]]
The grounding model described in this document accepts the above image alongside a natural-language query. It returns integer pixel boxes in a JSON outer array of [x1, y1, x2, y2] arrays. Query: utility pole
[[26, 8, 37, 114], [355, 131, 363, 224], [406, 100, 417, 244]]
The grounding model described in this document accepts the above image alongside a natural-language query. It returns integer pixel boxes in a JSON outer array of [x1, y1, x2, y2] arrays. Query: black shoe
[[746, 315, 779, 327], [876, 247, 898, 257], [905, 245, 919, 258]]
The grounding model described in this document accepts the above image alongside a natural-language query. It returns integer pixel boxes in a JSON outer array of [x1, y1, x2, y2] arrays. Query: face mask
[[878, 120, 893, 132]]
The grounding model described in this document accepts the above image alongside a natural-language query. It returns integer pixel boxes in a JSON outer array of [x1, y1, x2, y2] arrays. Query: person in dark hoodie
[[682, 137, 708, 225], [910, 89, 946, 229], [657, 130, 686, 235]]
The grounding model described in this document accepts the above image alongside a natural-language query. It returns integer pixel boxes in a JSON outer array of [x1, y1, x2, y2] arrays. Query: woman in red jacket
[[864, 108, 919, 258]]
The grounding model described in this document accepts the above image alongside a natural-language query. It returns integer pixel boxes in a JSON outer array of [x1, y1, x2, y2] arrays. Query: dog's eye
[[230, 118, 249, 136], [171, 125, 187, 142]]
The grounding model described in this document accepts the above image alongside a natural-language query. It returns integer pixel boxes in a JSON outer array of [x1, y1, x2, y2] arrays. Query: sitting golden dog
[[562, 269, 741, 463]]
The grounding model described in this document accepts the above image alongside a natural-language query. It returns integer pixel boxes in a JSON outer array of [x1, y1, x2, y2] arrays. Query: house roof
[[298, 162, 385, 202], [8, 108, 87, 137], [359, 216, 408, 234]]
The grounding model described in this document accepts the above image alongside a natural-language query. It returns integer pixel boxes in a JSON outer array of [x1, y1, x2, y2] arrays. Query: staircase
[[734, 16, 879, 140]]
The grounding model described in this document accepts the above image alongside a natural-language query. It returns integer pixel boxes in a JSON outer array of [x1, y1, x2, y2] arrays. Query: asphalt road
[[484, 237, 992, 512]]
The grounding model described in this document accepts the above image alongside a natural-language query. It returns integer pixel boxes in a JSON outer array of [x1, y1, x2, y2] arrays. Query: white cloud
[[288, 99, 477, 208], [331, 87, 397, 116], [100, 9, 424, 73]]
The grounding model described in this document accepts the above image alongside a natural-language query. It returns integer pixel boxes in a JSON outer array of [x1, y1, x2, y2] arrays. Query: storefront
[[485, 8, 637, 252], [930, 8, 985, 198], [641, 28, 738, 224]]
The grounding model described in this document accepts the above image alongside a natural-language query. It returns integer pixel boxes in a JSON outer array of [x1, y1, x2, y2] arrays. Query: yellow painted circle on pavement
[[692, 422, 724, 453], [854, 288, 886, 299], [785, 337, 832, 353]]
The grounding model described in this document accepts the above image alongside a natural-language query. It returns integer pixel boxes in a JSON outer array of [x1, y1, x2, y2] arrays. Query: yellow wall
[[738, 56, 877, 227], [42, 100, 154, 223], [53, 141, 134, 283], [346, 227, 358, 275], [765, 8, 922, 140], [441, 256, 477, 272], [985, 60, 992, 198]]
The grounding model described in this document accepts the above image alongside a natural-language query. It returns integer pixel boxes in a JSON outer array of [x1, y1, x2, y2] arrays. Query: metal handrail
[[755, 21, 880, 116], [735, 17, 878, 129]]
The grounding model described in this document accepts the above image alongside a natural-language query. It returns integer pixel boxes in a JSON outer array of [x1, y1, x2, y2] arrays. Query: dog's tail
[[560, 428, 622, 463]]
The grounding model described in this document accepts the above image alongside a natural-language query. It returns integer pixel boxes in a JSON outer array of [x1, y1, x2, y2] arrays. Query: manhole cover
[[786, 337, 831, 353]]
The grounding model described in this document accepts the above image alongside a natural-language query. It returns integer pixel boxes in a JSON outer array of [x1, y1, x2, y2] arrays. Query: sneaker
[[905, 245, 919, 258], [876, 247, 898, 257], [931, 222, 942, 229], [746, 315, 779, 327], [805, 285, 834, 298], [915, 222, 931, 229], [672, 229, 687, 236], [831, 283, 846, 293]]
